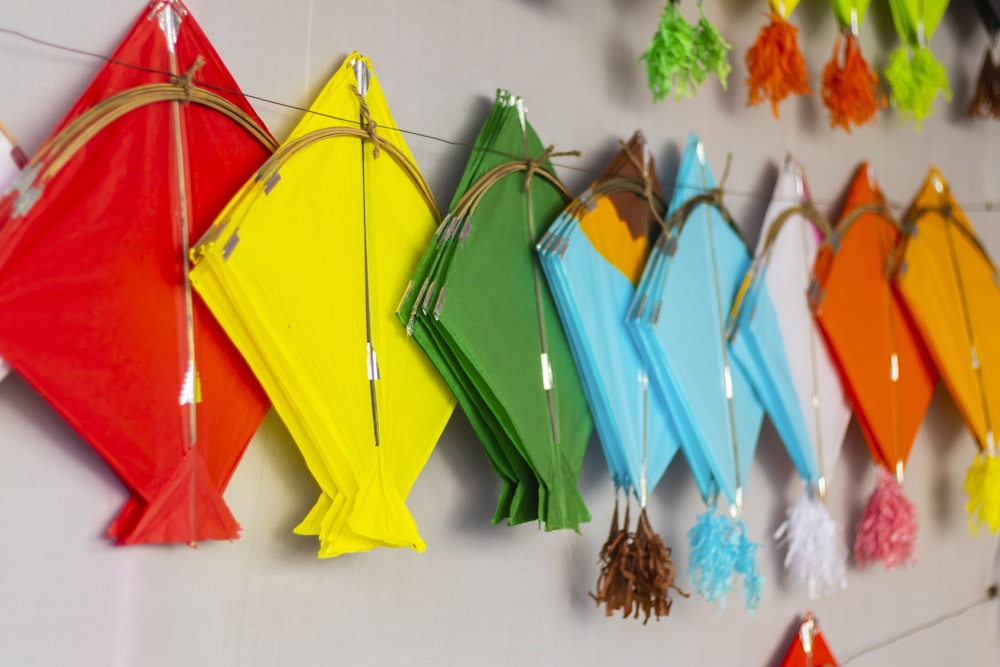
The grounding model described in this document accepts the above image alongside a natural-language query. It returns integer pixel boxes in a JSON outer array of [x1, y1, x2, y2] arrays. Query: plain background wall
[[0, 1, 998, 665]]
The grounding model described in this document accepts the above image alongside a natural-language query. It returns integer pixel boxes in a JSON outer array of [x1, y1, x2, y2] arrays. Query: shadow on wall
[[0, 374, 127, 538], [248, 408, 323, 557], [922, 384, 968, 529], [428, 409, 507, 536]]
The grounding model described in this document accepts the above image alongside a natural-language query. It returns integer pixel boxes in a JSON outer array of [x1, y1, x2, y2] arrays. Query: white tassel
[[774, 491, 847, 598]]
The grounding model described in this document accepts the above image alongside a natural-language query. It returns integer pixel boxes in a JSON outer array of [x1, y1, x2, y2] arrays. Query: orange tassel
[[821, 33, 885, 131], [745, 11, 811, 118]]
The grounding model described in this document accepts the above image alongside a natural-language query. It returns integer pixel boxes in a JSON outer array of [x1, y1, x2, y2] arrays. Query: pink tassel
[[854, 467, 917, 570]]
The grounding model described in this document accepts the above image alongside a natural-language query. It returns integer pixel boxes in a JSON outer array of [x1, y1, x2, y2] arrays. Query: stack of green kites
[[398, 90, 593, 532]]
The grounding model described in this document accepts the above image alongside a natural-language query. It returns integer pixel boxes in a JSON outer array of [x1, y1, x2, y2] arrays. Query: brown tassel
[[821, 33, 885, 131], [591, 501, 687, 623], [745, 11, 812, 118], [631, 508, 687, 623], [591, 498, 631, 616], [968, 47, 1000, 119]]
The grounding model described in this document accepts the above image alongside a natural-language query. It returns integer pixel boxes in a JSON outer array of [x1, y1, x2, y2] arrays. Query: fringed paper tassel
[[642, 1, 698, 101], [968, 47, 1000, 119], [688, 508, 762, 610], [734, 519, 763, 613], [964, 453, 1000, 533], [631, 508, 686, 623], [592, 499, 685, 623], [592, 496, 631, 615], [775, 491, 847, 599], [854, 467, 917, 569], [693, 6, 732, 90], [821, 33, 884, 131], [745, 11, 811, 117], [884, 45, 951, 129], [688, 507, 738, 604]]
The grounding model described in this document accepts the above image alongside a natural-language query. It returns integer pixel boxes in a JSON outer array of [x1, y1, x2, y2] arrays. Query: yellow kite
[[190, 53, 454, 557], [895, 168, 1000, 532]]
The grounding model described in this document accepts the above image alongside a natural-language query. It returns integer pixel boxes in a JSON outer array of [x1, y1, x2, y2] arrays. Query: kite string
[[3, 24, 1000, 214], [838, 586, 997, 665]]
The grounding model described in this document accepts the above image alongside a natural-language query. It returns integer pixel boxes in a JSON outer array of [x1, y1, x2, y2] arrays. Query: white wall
[[0, 1, 998, 665]]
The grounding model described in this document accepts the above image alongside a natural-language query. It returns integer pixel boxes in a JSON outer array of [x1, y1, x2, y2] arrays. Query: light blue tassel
[[687, 507, 738, 605], [688, 509, 764, 612], [734, 518, 763, 613]]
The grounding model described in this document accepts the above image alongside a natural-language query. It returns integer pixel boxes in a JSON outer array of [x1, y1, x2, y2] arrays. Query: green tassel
[[885, 45, 951, 128], [641, 2, 698, 102], [692, 8, 732, 90]]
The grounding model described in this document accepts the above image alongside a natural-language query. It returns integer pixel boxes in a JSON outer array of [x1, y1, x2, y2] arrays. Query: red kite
[[0, 0, 275, 544]]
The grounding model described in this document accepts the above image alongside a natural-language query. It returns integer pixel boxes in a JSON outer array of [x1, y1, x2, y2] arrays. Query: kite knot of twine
[[664, 153, 737, 234], [351, 85, 381, 158], [172, 55, 205, 103], [523, 145, 581, 194], [618, 139, 667, 231]]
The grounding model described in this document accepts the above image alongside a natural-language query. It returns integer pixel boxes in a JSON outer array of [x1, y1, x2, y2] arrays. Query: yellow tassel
[[964, 453, 1000, 534]]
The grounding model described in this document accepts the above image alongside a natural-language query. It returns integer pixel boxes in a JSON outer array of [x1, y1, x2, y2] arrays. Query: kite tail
[[315, 493, 384, 558], [964, 453, 1000, 534], [346, 449, 426, 553], [884, 45, 951, 129], [968, 47, 1000, 119], [821, 33, 884, 131], [110, 447, 240, 545], [744, 11, 811, 117], [542, 456, 591, 533], [294, 492, 338, 537], [774, 490, 847, 599], [505, 475, 542, 527], [854, 466, 917, 569], [295, 492, 383, 558], [492, 476, 517, 525]]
